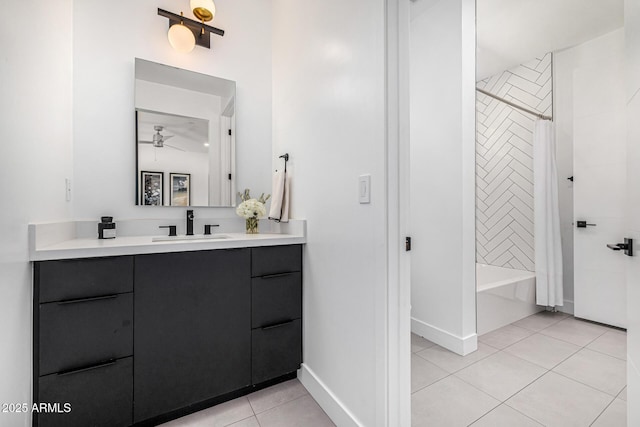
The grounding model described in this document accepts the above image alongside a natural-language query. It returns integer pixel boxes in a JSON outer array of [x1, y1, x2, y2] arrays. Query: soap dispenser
[[98, 216, 117, 239]]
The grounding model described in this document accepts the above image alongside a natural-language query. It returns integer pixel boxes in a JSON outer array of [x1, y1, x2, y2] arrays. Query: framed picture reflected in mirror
[[141, 171, 164, 206], [170, 173, 191, 206]]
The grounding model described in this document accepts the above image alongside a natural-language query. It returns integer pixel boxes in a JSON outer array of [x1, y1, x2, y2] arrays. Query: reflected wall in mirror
[[135, 58, 236, 207]]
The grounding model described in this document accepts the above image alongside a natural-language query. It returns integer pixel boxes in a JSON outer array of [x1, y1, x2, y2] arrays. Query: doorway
[[396, 0, 636, 425]]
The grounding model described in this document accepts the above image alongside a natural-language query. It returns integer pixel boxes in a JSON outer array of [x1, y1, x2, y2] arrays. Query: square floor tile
[[227, 417, 260, 427], [159, 396, 254, 427], [506, 372, 614, 427], [512, 311, 568, 332], [618, 386, 627, 401], [592, 398, 627, 427], [470, 404, 542, 426], [412, 333, 436, 353], [479, 325, 534, 349], [539, 317, 608, 347], [504, 333, 580, 369], [455, 352, 546, 401], [256, 395, 335, 427], [247, 379, 308, 414], [553, 348, 626, 396], [416, 343, 498, 374], [411, 375, 499, 427], [411, 353, 449, 393], [587, 330, 627, 361]]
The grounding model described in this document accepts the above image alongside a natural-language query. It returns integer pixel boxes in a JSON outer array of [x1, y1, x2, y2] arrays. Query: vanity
[[28, 52, 300, 425], [30, 221, 305, 427]]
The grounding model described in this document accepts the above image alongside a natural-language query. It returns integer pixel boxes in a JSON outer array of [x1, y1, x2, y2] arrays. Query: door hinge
[[405, 237, 411, 252], [228, 173, 232, 180], [228, 129, 232, 136]]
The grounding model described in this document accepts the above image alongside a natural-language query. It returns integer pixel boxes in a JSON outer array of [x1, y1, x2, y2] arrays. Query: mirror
[[135, 58, 236, 207]]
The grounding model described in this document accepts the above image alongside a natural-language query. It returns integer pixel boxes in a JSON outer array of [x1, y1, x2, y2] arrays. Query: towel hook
[[279, 153, 289, 173]]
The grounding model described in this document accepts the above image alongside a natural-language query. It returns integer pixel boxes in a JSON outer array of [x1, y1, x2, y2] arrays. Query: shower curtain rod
[[476, 87, 553, 121]]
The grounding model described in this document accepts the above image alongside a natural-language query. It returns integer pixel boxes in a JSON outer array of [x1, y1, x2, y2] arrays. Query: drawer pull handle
[[57, 294, 119, 305], [58, 359, 117, 376], [261, 272, 292, 280], [262, 320, 294, 330]]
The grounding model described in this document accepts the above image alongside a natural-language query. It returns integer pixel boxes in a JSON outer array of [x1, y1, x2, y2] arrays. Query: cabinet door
[[134, 249, 251, 423], [37, 357, 133, 427], [251, 245, 302, 277], [39, 292, 133, 376], [251, 272, 302, 328], [252, 319, 302, 384], [36, 256, 133, 303]]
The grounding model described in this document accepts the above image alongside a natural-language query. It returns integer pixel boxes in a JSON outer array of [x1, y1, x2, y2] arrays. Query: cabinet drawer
[[252, 319, 302, 384], [36, 256, 133, 303], [252, 272, 301, 328], [251, 245, 302, 277], [39, 293, 133, 376], [37, 356, 133, 427]]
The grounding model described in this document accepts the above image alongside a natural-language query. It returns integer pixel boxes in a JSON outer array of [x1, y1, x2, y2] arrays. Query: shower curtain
[[533, 120, 563, 307]]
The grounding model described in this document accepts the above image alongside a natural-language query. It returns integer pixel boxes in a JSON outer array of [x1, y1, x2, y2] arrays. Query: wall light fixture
[[158, 2, 224, 52]]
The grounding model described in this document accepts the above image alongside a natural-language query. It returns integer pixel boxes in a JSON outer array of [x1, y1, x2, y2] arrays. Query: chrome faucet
[[186, 210, 194, 236]]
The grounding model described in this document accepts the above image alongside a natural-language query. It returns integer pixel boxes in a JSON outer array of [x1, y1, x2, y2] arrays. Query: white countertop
[[29, 219, 306, 261]]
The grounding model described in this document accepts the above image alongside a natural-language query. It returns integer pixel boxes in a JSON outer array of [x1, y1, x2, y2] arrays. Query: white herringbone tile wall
[[476, 53, 553, 271]]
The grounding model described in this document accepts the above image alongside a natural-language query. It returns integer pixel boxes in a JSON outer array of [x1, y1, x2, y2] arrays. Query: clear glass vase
[[245, 217, 259, 234]]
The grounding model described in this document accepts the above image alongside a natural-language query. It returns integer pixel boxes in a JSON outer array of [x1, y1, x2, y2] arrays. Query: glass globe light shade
[[168, 23, 196, 53], [191, 0, 216, 22]]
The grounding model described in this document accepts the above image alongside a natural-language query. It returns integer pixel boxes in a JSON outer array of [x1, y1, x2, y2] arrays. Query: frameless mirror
[[135, 58, 236, 207]]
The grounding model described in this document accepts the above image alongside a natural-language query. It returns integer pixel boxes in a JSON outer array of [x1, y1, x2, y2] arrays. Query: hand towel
[[268, 170, 290, 222]]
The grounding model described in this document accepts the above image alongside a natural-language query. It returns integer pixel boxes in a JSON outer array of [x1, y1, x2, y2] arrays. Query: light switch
[[65, 178, 72, 202], [359, 175, 371, 204]]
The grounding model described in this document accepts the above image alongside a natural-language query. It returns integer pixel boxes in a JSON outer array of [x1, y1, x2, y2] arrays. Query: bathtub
[[476, 264, 543, 335]]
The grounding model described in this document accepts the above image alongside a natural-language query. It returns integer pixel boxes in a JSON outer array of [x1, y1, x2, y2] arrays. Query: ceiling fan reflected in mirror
[[139, 125, 185, 151]]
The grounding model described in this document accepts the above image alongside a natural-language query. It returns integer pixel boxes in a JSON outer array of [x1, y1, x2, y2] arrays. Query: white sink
[[152, 234, 231, 243]]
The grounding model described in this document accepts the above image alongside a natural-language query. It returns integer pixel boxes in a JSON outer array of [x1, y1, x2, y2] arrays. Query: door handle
[[607, 238, 633, 256], [576, 221, 596, 228], [58, 359, 117, 376], [57, 294, 119, 305]]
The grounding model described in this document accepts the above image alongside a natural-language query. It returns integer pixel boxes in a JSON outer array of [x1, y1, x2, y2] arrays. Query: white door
[[625, 1, 640, 420], [625, 81, 640, 427], [573, 52, 627, 328]]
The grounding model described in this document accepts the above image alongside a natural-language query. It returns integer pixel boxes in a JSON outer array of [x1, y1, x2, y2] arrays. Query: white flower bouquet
[[236, 189, 270, 234]]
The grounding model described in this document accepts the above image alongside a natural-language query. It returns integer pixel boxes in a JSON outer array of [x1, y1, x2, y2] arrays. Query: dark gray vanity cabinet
[[251, 245, 303, 384], [33, 244, 302, 427], [133, 249, 252, 423], [33, 256, 134, 427]]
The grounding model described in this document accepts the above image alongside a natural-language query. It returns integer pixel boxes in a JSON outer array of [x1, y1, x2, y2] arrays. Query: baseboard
[[629, 358, 640, 425], [298, 364, 364, 427], [411, 317, 477, 356], [560, 300, 574, 315]]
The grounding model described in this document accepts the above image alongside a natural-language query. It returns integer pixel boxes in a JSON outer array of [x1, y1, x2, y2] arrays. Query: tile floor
[[159, 379, 335, 427], [412, 311, 627, 426], [158, 311, 626, 427]]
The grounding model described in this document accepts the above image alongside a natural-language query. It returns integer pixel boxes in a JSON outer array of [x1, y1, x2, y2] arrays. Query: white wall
[[272, 0, 388, 425], [625, 0, 640, 422], [554, 29, 625, 314], [0, 1, 74, 426], [409, 0, 477, 355], [73, 0, 273, 220], [0, 2, 271, 425]]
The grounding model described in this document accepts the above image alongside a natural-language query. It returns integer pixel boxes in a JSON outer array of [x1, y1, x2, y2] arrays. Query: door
[[573, 51, 627, 328], [133, 249, 251, 423], [220, 115, 233, 206], [625, 5, 640, 421]]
